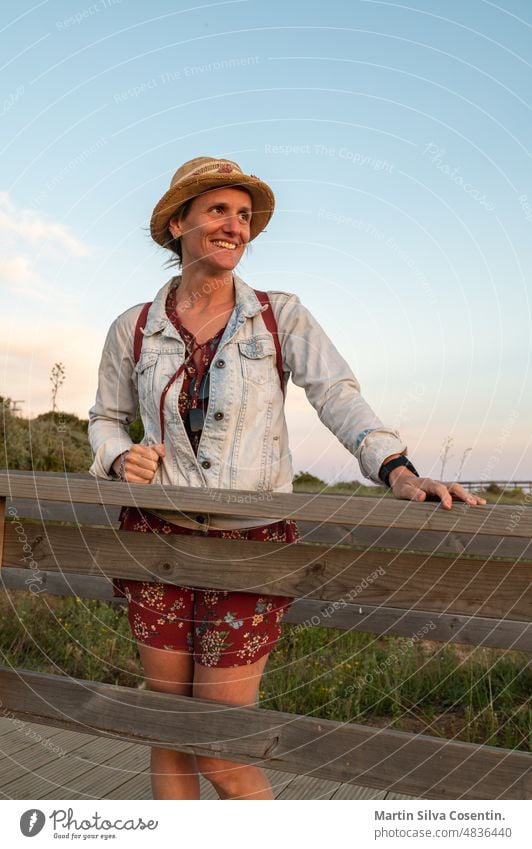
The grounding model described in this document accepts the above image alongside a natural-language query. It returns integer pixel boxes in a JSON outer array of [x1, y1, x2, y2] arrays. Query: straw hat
[[150, 156, 275, 246]]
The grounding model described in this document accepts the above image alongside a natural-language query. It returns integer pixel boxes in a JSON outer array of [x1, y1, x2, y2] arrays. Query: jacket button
[[214, 411, 224, 421], [201, 460, 211, 469], [215, 359, 226, 368], [195, 515, 205, 524]]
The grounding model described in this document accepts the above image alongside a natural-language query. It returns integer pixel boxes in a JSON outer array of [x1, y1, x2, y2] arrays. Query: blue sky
[[1, 0, 531, 482]]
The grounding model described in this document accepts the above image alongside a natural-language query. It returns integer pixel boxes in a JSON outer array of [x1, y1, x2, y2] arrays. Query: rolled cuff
[[89, 437, 133, 480], [356, 428, 407, 485]]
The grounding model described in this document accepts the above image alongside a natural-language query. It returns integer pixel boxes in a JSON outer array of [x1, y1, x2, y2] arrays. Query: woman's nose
[[221, 213, 240, 233]]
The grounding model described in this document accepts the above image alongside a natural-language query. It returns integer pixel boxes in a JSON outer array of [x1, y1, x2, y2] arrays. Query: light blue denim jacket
[[88, 275, 407, 528]]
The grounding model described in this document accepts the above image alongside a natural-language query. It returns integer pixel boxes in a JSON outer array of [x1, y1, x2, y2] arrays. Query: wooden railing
[[0, 471, 530, 800], [459, 481, 532, 494]]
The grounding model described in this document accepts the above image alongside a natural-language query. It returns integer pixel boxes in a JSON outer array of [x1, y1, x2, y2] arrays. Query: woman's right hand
[[112, 443, 166, 483]]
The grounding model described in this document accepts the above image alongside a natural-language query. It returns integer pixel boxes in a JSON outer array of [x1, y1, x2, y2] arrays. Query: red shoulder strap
[[133, 302, 152, 364], [254, 290, 285, 398]]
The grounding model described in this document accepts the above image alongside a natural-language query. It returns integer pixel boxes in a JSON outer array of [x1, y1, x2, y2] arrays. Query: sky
[[1, 0, 531, 483]]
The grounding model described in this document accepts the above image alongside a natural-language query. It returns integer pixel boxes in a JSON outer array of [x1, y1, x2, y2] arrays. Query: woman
[[88, 156, 485, 800]]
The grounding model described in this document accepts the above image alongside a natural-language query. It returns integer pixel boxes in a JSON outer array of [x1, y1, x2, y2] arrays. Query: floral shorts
[[116, 508, 299, 668]]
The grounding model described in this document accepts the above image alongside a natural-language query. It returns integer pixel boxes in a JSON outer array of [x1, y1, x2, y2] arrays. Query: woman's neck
[[176, 267, 235, 313]]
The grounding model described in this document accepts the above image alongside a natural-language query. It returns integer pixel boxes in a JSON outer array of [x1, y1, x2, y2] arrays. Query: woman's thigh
[[192, 651, 270, 705], [138, 643, 195, 696]]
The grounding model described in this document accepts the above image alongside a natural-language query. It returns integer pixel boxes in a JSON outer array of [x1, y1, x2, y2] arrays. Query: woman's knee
[[195, 754, 250, 792]]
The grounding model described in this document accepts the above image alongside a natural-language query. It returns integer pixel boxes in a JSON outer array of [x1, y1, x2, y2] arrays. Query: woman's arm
[[271, 292, 485, 508], [88, 312, 138, 479], [271, 291, 407, 484]]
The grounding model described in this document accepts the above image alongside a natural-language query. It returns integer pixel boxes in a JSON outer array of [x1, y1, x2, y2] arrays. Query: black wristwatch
[[379, 456, 419, 488]]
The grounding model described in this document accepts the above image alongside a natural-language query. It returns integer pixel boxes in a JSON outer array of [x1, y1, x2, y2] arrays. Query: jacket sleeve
[[88, 311, 138, 479], [271, 292, 407, 485]]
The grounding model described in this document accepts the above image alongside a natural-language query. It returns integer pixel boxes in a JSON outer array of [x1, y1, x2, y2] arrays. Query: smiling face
[[168, 186, 252, 273]]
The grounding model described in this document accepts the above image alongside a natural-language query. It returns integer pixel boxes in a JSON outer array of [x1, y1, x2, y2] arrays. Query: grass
[[1, 589, 529, 752]]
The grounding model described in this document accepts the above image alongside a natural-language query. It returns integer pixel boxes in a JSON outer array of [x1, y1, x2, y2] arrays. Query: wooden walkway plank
[[276, 774, 341, 800], [105, 770, 152, 800], [386, 791, 419, 800], [1, 735, 128, 798], [0, 731, 99, 794], [0, 716, 68, 741], [0, 725, 69, 759], [330, 783, 387, 800], [39, 743, 147, 800]]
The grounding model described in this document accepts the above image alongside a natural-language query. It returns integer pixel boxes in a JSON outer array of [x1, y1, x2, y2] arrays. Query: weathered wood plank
[[3, 566, 529, 650], [298, 522, 532, 561], [8, 496, 531, 560], [106, 771, 152, 800], [0, 724, 67, 759], [43, 751, 145, 800], [331, 783, 387, 799], [0, 667, 529, 799], [2, 735, 126, 799], [0, 730, 97, 792], [37, 740, 141, 800], [3, 522, 529, 620], [285, 599, 531, 651], [0, 568, 117, 600], [1, 472, 529, 537], [276, 774, 340, 799]]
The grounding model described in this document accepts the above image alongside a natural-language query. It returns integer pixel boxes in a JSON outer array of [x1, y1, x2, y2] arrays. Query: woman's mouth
[[211, 240, 237, 250]]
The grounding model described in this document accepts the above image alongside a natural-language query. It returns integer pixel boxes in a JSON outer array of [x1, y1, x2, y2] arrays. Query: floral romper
[[116, 285, 299, 667]]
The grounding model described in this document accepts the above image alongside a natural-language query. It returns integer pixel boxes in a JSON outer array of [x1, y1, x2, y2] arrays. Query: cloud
[[0, 191, 91, 304], [0, 191, 89, 257]]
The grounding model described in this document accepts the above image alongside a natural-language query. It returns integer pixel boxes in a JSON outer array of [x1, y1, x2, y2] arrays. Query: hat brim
[[150, 172, 274, 247]]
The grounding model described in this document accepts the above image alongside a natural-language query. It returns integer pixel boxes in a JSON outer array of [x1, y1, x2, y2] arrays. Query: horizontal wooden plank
[[2, 568, 529, 651], [7, 496, 532, 560], [298, 522, 532, 561], [0, 667, 529, 799], [284, 599, 532, 651], [3, 522, 530, 620], [1, 472, 530, 537]]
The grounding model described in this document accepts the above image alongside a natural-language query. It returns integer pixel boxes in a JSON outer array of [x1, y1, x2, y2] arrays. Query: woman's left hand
[[390, 471, 487, 509]]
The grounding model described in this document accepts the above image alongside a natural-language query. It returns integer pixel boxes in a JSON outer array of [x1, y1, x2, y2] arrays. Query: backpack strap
[[133, 302, 153, 364], [254, 290, 285, 398]]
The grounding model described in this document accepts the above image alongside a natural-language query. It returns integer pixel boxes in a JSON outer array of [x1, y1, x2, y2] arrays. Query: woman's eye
[[239, 212, 250, 222]]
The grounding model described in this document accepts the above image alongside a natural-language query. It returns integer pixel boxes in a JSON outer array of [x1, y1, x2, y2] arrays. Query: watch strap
[[379, 456, 419, 488]]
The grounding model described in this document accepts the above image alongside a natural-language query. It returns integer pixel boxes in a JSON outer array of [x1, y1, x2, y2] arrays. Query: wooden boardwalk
[[0, 717, 414, 801]]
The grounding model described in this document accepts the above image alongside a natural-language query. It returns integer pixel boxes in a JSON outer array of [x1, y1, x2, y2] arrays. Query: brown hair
[[163, 198, 194, 266]]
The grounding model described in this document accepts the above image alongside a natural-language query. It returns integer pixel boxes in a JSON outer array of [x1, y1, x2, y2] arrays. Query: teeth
[[213, 240, 236, 249]]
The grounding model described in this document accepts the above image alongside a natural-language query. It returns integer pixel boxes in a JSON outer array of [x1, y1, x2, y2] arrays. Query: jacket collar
[[142, 273, 264, 338]]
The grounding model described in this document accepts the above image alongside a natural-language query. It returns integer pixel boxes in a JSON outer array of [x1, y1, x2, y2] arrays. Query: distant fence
[[460, 481, 532, 493], [0, 472, 530, 800]]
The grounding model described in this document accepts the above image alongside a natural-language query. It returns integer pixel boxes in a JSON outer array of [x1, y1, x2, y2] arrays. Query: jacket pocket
[[238, 336, 276, 385], [134, 351, 159, 409]]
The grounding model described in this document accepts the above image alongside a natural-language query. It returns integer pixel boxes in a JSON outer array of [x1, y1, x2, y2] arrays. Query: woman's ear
[[168, 216, 182, 239]]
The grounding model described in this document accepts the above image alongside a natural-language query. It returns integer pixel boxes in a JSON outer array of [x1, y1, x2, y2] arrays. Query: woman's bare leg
[[193, 653, 274, 800], [137, 643, 200, 800]]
